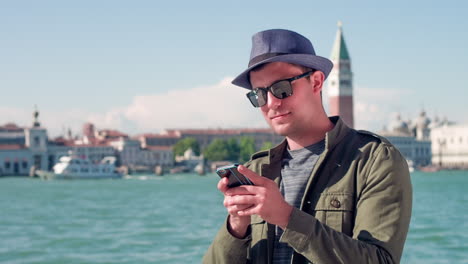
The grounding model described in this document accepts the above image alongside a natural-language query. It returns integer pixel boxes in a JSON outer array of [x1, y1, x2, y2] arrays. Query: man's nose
[[266, 91, 282, 109]]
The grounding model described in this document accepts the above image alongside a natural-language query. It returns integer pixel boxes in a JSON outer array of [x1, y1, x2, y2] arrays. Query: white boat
[[36, 155, 123, 180]]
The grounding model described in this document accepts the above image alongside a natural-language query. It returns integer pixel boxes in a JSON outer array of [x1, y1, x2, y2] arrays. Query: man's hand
[[218, 174, 252, 238], [221, 165, 293, 231]]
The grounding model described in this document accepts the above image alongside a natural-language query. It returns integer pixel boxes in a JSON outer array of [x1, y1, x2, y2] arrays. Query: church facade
[[0, 110, 48, 176]]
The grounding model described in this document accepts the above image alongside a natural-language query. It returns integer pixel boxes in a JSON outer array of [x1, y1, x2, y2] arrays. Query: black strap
[[248, 52, 287, 67]]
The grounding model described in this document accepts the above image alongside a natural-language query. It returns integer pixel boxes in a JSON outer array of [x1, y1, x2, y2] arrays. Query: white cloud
[[353, 101, 386, 131], [123, 77, 266, 132], [353, 86, 414, 131], [0, 78, 268, 137]]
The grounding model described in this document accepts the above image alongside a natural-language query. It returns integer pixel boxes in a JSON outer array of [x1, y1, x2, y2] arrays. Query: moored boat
[[36, 155, 122, 180], [418, 165, 442, 173]]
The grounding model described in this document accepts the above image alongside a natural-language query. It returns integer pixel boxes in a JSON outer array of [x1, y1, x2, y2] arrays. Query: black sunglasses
[[246, 71, 314, 107]]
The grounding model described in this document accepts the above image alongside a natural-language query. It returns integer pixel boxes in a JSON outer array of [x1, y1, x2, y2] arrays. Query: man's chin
[[269, 124, 291, 137]]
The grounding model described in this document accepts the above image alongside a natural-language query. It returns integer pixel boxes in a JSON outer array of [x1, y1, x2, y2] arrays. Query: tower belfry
[[328, 21, 354, 128], [33, 105, 41, 127]]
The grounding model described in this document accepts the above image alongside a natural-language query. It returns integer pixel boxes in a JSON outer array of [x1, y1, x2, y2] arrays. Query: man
[[204, 29, 412, 264]]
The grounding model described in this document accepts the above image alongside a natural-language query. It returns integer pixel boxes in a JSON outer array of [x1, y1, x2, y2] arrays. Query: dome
[[388, 113, 411, 135], [429, 115, 441, 129], [415, 110, 431, 130]]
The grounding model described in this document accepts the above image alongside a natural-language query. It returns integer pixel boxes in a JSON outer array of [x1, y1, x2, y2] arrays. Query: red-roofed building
[[0, 119, 47, 175], [96, 129, 129, 141], [48, 137, 116, 166], [0, 123, 23, 131], [109, 137, 173, 171], [0, 146, 32, 175], [0, 144, 25, 150], [137, 133, 181, 148], [138, 146, 173, 168], [0, 123, 25, 146]]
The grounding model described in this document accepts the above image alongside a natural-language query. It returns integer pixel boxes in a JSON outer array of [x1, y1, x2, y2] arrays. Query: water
[[403, 170, 468, 263], [0, 171, 467, 264]]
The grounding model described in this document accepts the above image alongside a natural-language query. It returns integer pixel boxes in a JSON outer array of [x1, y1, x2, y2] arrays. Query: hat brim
[[232, 54, 334, 89]]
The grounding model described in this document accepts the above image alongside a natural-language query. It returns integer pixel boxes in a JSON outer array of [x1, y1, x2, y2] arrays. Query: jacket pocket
[[313, 193, 354, 235], [250, 215, 266, 244], [249, 215, 268, 262]]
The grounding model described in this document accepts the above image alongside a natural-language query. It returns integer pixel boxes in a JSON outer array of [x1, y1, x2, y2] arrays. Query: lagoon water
[[1, 171, 467, 264]]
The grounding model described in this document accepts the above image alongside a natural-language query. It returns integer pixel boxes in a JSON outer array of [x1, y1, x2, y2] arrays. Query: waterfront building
[[95, 129, 129, 141], [25, 126, 49, 170], [109, 137, 174, 169], [0, 123, 25, 145], [48, 139, 116, 166], [81, 122, 129, 145], [431, 124, 468, 169], [0, 109, 49, 176], [379, 112, 432, 167], [0, 123, 30, 175], [137, 132, 180, 148], [139, 146, 173, 168], [82, 122, 96, 143], [0, 144, 32, 176], [328, 21, 354, 128], [172, 147, 206, 174], [110, 138, 141, 167]]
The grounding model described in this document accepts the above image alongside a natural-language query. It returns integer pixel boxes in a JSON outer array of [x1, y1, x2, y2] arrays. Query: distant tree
[[261, 141, 273, 151], [173, 137, 200, 157], [203, 139, 230, 161], [227, 138, 240, 162], [203, 138, 256, 163], [239, 137, 256, 163]]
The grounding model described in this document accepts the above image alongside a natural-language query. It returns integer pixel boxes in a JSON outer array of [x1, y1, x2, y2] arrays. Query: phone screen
[[216, 164, 254, 188]]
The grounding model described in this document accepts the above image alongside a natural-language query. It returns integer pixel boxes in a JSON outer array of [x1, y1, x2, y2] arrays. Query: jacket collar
[[261, 141, 287, 182], [259, 116, 351, 181], [266, 116, 351, 161], [324, 116, 352, 153]]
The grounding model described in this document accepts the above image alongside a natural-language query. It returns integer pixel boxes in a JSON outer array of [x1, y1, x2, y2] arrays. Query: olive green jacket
[[203, 117, 412, 264]]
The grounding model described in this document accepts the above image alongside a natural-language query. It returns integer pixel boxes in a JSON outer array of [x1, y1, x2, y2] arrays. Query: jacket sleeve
[[202, 217, 251, 264], [280, 144, 413, 264]]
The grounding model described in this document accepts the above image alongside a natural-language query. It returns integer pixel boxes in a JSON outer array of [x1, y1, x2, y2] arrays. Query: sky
[[1, 0, 467, 138]]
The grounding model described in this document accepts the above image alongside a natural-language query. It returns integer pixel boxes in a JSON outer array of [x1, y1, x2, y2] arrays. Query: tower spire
[[327, 22, 354, 128], [33, 105, 41, 127], [331, 21, 350, 61]]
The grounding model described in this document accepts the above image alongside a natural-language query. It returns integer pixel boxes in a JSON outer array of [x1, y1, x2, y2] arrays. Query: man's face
[[249, 62, 322, 138]]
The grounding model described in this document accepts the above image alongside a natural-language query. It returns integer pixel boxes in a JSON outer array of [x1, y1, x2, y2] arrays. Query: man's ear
[[311, 71, 325, 93]]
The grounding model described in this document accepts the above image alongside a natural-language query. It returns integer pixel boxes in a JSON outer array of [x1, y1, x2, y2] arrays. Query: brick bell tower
[[328, 21, 354, 128]]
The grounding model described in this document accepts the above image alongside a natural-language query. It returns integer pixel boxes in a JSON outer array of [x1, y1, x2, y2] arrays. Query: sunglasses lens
[[247, 90, 267, 107], [270, 81, 293, 99]]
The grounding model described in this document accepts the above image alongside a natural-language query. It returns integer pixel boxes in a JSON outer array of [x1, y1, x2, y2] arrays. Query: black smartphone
[[216, 164, 254, 188]]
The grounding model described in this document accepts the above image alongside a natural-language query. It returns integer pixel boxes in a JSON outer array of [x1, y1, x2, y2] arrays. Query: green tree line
[[172, 137, 273, 163]]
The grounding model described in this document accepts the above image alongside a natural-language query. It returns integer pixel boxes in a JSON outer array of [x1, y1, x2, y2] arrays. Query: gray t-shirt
[[273, 140, 325, 264]]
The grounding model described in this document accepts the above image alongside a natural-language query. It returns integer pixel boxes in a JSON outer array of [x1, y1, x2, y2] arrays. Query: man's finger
[[237, 165, 267, 186], [237, 204, 259, 216], [226, 193, 257, 206], [217, 177, 230, 193], [225, 185, 255, 196]]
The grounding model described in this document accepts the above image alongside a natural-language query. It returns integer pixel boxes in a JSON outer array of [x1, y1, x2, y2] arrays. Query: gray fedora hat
[[232, 29, 333, 89]]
